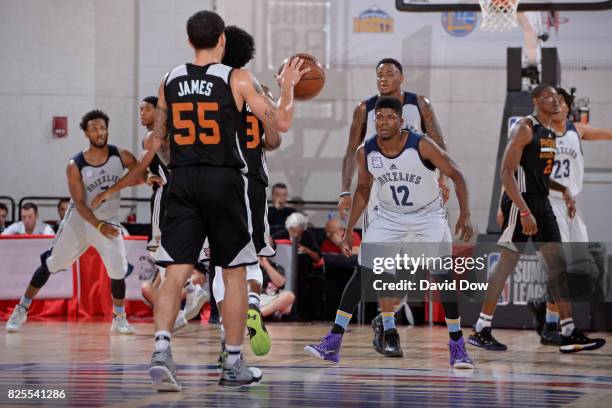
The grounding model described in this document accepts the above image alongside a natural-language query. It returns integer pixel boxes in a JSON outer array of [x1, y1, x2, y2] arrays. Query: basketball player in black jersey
[[468, 85, 605, 354], [337, 58, 450, 355], [136, 11, 307, 390], [209, 25, 280, 359]]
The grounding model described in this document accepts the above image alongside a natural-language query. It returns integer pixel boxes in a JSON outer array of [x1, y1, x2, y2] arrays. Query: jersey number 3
[[172, 102, 220, 145]]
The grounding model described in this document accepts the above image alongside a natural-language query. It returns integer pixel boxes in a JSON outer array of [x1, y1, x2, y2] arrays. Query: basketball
[[279, 53, 325, 101]]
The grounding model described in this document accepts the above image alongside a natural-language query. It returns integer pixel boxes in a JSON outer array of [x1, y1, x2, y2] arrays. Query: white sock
[[248, 292, 260, 307], [225, 344, 241, 366], [154, 330, 171, 351], [560, 318, 575, 337], [184, 280, 196, 294], [475, 313, 493, 333], [19, 296, 32, 309]]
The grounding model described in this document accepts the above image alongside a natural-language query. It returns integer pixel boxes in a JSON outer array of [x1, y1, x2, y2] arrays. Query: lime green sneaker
[[247, 304, 271, 356]]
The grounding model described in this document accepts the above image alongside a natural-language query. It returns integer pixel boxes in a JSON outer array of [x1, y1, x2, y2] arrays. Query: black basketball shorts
[[498, 193, 561, 252], [248, 177, 275, 257], [157, 166, 258, 268]]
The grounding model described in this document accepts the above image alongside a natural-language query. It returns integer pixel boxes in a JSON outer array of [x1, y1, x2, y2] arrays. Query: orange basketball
[[278, 53, 325, 101]]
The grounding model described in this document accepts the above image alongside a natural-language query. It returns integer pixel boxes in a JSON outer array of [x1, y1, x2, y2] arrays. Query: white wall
[[1, 0, 611, 235], [0, 0, 136, 222]]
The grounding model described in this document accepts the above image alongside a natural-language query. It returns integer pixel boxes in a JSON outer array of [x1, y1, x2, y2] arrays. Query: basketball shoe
[[172, 310, 188, 332], [382, 329, 403, 357], [540, 322, 562, 346], [184, 284, 209, 321], [149, 347, 181, 391], [110, 313, 135, 334], [247, 304, 271, 356], [371, 314, 384, 354], [559, 328, 606, 353], [219, 354, 263, 388], [468, 327, 507, 351], [304, 332, 342, 363], [5, 305, 27, 332], [449, 336, 474, 369]]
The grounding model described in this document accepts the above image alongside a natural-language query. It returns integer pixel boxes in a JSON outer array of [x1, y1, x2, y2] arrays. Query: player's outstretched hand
[[278, 57, 310, 88], [99, 223, 120, 239], [91, 190, 112, 209], [455, 212, 473, 242], [520, 212, 538, 236], [337, 194, 352, 220]]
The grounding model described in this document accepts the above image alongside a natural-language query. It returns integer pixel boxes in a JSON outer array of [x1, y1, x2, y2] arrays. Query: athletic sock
[[113, 305, 125, 316], [545, 308, 559, 324], [445, 317, 462, 341], [184, 280, 196, 294], [225, 345, 241, 366], [331, 310, 352, 334], [154, 330, 171, 351], [382, 312, 396, 331], [475, 313, 493, 333], [19, 296, 32, 310], [560, 318, 575, 337], [248, 292, 260, 307]]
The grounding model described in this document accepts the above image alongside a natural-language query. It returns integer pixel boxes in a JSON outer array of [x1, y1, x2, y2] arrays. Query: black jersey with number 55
[[164, 63, 247, 171], [241, 102, 269, 186]]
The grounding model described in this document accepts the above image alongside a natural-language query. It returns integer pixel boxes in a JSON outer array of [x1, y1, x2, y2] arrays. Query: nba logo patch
[[371, 157, 383, 168]]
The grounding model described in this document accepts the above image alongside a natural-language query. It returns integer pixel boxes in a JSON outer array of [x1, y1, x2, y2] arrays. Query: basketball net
[[479, 0, 520, 32]]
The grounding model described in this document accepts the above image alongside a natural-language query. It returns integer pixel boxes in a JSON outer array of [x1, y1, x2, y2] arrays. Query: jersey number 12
[[390, 185, 413, 207]]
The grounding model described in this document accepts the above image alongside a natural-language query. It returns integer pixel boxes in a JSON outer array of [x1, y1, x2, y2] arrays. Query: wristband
[[339, 191, 351, 197], [96, 222, 105, 231], [519, 210, 531, 217]]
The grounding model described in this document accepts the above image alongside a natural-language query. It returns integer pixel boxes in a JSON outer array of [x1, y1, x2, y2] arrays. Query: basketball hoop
[[479, 0, 520, 32]]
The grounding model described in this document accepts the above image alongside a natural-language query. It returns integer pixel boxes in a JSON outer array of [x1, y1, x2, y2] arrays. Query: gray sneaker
[[184, 285, 210, 321], [6, 305, 27, 332], [149, 347, 181, 392], [110, 313, 135, 334], [172, 310, 188, 333], [219, 354, 263, 388]]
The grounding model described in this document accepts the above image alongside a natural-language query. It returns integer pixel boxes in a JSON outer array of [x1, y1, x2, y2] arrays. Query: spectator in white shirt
[[1, 203, 54, 235]]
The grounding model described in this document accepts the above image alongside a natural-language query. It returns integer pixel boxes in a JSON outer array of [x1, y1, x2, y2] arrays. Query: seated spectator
[[321, 218, 361, 255], [273, 212, 323, 319], [267, 183, 296, 228], [0, 203, 8, 233], [259, 257, 295, 319], [1, 203, 54, 235], [53, 198, 71, 232], [272, 212, 321, 263]]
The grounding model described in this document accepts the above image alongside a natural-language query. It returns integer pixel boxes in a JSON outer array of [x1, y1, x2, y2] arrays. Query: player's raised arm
[[67, 161, 118, 238], [576, 123, 612, 141], [500, 119, 538, 236], [338, 102, 367, 219], [232, 58, 308, 132], [418, 137, 473, 242], [343, 146, 372, 256]]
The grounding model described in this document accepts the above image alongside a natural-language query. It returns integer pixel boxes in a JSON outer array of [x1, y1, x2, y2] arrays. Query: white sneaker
[[110, 313, 136, 334], [184, 284, 210, 321], [6, 305, 27, 332], [172, 310, 188, 332]]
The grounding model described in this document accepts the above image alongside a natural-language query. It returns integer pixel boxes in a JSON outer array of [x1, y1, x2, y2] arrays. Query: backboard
[[396, 0, 612, 12]]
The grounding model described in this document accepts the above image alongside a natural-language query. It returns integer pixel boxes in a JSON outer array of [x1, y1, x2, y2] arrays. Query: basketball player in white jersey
[[5, 110, 138, 334], [526, 87, 612, 344], [305, 97, 474, 368], [93, 97, 210, 332], [338, 58, 450, 352]]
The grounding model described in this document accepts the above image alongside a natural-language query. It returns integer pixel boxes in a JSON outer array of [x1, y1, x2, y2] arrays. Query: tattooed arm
[[417, 95, 449, 202], [231, 58, 309, 132]]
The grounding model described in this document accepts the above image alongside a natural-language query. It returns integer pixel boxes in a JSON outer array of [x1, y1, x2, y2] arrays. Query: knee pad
[[212, 267, 225, 303], [30, 265, 51, 289], [246, 263, 263, 284], [111, 279, 126, 299]]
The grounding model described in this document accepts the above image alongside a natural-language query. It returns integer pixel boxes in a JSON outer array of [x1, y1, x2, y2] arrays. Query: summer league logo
[[353, 5, 394, 33]]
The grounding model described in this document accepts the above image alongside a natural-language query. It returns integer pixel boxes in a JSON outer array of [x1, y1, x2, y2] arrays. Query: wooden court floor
[[0, 319, 610, 407]]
